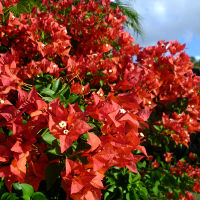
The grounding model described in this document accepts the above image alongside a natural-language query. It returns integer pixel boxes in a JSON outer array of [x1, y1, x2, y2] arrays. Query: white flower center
[[139, 132, 144, 137], [63, 130, 69, 135], [108, 69, 113, 73], [120, 108, 126, 114], [59, 121, 67, 128], [0, 99, 4, 104]]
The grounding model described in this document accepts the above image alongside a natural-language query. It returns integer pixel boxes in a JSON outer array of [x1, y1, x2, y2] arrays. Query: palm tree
[[110, 0, 143, 36]]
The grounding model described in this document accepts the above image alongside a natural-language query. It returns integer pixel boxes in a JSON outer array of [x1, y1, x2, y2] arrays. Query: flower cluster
[[0, 0, 199, 199]]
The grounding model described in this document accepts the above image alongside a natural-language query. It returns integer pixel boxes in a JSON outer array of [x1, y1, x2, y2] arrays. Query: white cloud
[[195, 56, 200, 61], [126, 0, 200, 48]]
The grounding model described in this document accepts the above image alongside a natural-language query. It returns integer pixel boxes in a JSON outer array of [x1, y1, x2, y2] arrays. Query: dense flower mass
[[0, 0, 200, 199]]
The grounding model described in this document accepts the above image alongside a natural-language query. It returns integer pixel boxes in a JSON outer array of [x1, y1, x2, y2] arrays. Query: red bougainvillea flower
[[163, 152, 173, 163], [61, 159, 104, 200], [189, 152, 197, 161], [152, 159, 160, 168], [48, 99, 91, 153]]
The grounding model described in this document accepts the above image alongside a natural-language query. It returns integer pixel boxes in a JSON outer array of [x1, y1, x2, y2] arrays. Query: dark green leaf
[[31, 192, 47, 200], [67, 94, 80, 104], [45, 163, 61, 190]]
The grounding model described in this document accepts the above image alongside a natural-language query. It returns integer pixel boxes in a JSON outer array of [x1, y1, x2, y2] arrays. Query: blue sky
[[125, 0, 200, 60]]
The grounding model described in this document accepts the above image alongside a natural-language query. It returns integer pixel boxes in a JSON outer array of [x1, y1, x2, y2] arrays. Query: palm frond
[[111, 0, 143, 36], [4, 0, 42, 17]]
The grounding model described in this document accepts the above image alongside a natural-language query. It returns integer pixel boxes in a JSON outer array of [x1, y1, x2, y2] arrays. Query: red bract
[[163, 152, 173, 163], [61, 159, 104, 200], [0, 0, 199, 198], [48, 99, 91, 153]]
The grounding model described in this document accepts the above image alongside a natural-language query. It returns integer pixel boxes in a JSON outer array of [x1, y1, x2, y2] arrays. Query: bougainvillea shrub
[[0, 0, 200, 199]]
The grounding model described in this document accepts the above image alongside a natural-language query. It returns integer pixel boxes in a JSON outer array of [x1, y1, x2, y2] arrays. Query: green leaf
[[40, 88, 55, 97], [42, 97, 54, 102], [1, 193, 11, 200], [21, 183, 34, 198], [12, 182, 22, 191], [52, 78, 61, 92], [104, 192, 110, 200], [153, 125, 162, 132], [22, 195, 31, 200], [100, 79, 104, 87], [139, 186, 148, 200], [31, 192, 47, 200], [67, 94, 80, 104], [46, 146, 61, 155], [126, 193, 131, 200], [152, 180, 160, 196], [108, 185, 116, 192], [87, 123, 96, 128], [41, 130, 57, 146], [132, 190, 139, 200], [45, 163, 61, 190]]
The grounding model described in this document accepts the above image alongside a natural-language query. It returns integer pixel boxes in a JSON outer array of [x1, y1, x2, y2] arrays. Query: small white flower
[[191, 105, 195, 108], [97, 91, 103, 96], [148, 101, 151, 105], [131, 66, 135, 70], [105, 44, 109, 47], [139, 132, 144, 137], [149, 64, 152, 67], [92, 53, 97, 56], [189, 119, 193, 122], [41, 43, 45, 47], [190, 89, 194, 93], [64, 29, 67, 34], [0, 99, 5, 104], [49, 106, 52, 110], [108, 69, 113, 73], [63, 130, 69, 135], [114, 17, 117, 20], [11, 16, 15, 20], [82, 87, 84, 91], [53, 64, 57, 68], [119, 108, 126, 114], [59, 121, 67, 128]]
